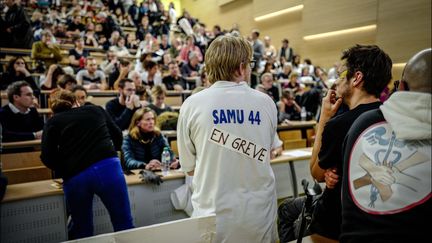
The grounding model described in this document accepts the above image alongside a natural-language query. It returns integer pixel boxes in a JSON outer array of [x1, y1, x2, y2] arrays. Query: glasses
[[125, 88, 136, 92], [338, 70, 348, 80], [249, 60, 256, 69], [15, 62, 25, 65]]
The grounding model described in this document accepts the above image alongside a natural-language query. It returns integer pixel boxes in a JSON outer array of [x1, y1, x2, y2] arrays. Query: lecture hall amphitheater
[[0, 0, 430, 242]]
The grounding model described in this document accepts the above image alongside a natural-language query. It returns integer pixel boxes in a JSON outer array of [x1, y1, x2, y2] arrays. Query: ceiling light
[[254, 5, 303, 22], [303, 24, 377, 41]]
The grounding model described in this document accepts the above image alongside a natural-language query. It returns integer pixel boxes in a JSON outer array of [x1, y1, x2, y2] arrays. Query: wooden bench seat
[[3, 166, 52, 184]]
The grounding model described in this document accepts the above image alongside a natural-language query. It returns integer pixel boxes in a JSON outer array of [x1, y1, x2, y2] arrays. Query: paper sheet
[[282, 150, 312, 157]]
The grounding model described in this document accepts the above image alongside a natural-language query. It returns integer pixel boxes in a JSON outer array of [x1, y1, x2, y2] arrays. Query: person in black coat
[[41, 90, 134, 239], [2, 0, 33, 48]]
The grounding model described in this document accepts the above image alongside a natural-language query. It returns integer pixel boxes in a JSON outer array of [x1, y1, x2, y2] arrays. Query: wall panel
[[181, 0, 431, 72], [376, 0, 432, 63], [302, 0, 377, 36]]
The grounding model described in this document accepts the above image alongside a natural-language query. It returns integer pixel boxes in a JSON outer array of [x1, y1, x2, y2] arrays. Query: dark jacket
[[3, 3, 33, 48], [40, 105, 122, 179], [105, 97, 141, 130], [0, 72, 40, 95], [0, 105, 43, 142], [122, 133, 174, 170]]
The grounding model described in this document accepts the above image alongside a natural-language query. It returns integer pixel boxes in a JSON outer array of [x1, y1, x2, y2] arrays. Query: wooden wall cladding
[[376, 0, 432, 63], [302, 0, 377, 36], [182, 0, 430, 71]]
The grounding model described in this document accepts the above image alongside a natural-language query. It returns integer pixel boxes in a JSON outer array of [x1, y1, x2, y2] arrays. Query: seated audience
[[128, 70, 151, 104], [134, 52, 153, 74], [147, 85, 172, 116], [162, 61, 187, 91], [0, 81, 43, 142], [169, 37, 182, 61], [122, 107, 178, 170], [1, 57, 40, 95], [72, 85, 92, 106], [58, 74, 78, 91], [109, 36, 130, 57], [99, 50, 118, 76], [83, 22, 99, 47], [111, 59, 132, 90], [277, 62, 293, 80], [260, 72, 280, 102], [66, 15, 85, 37], [142, 60, 162, 88], [179, 35, 203, 63], [76, 57, 107, 90], [31, 30, 62, 68], [180, 51, 200, 78], [53, 23, 67, 38], [159, 34, 171, 51], [136, 32, 157, 58], [106, 78, 142, 130], [278, 91, 302, 123], [40, 90, 134, 239], [283, 73, 301, 94], [125, 32, 139, 49], [40, 64, 66, 90], [135, 16, 154, 42], [69, 36, 89, 73]]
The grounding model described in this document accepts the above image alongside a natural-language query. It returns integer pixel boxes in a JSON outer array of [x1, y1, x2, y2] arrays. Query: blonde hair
[[205, 35, 252, 84], [128, 107, 161, 140], [50, 90, 76, 113], [151, 85, 166, 98]]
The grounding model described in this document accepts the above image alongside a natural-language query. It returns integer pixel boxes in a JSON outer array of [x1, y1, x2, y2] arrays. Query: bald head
[[402, 48, 431, 93]]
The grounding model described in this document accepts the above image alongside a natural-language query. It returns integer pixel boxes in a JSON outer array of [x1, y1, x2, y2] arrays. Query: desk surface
[[2, 139, 41, 149], [277, 120, 316, 130], [2, 148, 312, 203], [37, 108, 52, 114], [2, 169, 185, 203]]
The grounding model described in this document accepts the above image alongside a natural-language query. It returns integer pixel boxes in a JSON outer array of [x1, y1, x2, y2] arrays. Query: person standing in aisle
[[40, 91, 134, 239], [177, 35, 281, 243]]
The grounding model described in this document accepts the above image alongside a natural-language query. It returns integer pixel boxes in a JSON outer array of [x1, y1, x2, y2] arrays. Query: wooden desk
[[0, 47, 31, 55], [161, 130, 177, 138], [122, 26, 138, 33], [2, 139, 41, 150], [277, 120, 317, 130], [1, 148, 314, 243], [172, 105, 181, 112], [40, 89, 119, 96], [1, 170, 188, 243], [278, 120, 316, 145], [37, 108, 52, 114]]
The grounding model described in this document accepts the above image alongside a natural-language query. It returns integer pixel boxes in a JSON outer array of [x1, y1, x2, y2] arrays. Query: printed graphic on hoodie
[[348, 122, 431, 214]]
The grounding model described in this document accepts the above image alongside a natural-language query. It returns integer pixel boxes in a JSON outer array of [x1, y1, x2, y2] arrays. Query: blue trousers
[[63, 157, 134, 239]]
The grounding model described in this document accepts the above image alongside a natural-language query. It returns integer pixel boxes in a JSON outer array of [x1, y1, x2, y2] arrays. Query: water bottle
[[301, 107, 307, 121], [161, 147, 171, 176]]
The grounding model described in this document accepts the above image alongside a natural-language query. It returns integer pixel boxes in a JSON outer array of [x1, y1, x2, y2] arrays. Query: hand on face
[[320, 89, 342, 120]]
